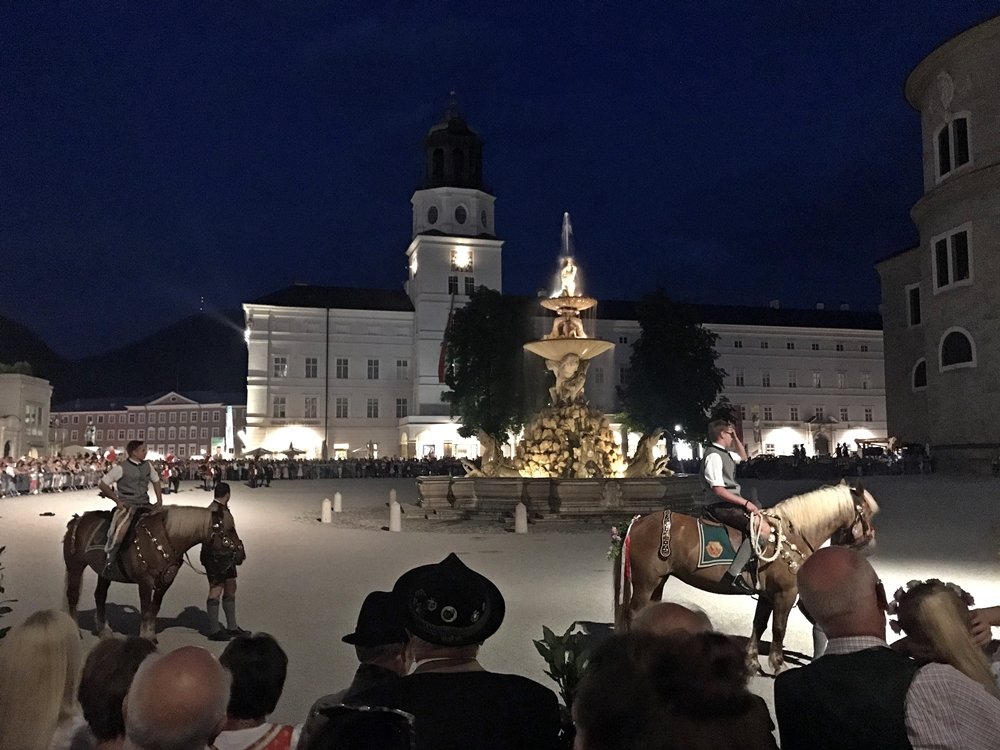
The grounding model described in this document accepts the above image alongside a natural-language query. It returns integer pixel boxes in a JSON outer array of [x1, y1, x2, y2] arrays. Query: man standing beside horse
[[98, 439, 163, 575], [701, 420, 770, 594]]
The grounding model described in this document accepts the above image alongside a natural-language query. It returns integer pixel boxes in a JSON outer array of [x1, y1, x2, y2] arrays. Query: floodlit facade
[[877, 16, 1000, 474], [0, 373, 53, 458], [244, 106, 887, 460]]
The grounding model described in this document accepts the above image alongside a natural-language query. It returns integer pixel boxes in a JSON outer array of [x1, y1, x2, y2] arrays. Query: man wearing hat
[[297, 590, 411, 749], [350, 553, 561, 750]]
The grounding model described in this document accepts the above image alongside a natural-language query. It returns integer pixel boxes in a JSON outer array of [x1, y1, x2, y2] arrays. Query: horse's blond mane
[[162, 505, 212, 540], [771, 484, 862, 541]]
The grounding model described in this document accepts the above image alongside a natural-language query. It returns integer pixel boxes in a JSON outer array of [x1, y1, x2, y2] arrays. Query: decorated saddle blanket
[[84, 511, 114, 552], [696, 519, 739, 568]]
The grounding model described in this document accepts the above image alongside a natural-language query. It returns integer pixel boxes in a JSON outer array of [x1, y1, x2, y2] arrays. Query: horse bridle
[[845, 487, 875, 548]]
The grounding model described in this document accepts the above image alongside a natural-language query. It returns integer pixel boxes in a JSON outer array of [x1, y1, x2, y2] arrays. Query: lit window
[[367, 398, 379, 419], [367, 359, 380, 380], [335, 398, 348, 419], [764, 443, 775, 455], [451, 247, 473, 271], [305, 357, 318, 378], [932, 228, 971, 291], [336, 359, 349, 379], [396, 398, 408, 418], [304, 397, 318, 419], [272, 397, 286, 419], [272, 356, 288, 378], [936, 116, 970, 177]]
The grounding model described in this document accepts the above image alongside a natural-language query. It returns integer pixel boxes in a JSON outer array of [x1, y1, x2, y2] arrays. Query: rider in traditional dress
[[98, 440, 162, 574], [701, 420, 770, 594]]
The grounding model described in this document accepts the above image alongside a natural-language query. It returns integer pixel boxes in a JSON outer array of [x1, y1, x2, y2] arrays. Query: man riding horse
[[701, 419, 771, 594], [97, 439, 163, 575]]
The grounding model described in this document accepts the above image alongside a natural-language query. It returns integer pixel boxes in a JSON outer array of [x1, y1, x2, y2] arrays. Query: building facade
[[0, 373, 53, 458], [51, 391, 246, 459], [877, 16, 1000, 473], [244, 106, 887, 461]]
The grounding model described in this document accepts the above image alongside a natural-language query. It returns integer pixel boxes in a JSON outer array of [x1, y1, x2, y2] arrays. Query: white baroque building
[[0, 373, 53, 458], [244, 106, 887, 460]]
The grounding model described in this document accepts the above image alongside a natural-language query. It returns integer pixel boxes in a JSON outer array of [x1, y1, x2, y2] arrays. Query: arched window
[[911, 359, 927, 391], [431, 149, 444, 183], [452, 148, 464, 181], [939, 328, 975, 370]]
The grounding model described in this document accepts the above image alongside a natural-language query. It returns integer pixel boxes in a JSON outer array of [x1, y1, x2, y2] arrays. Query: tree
[[617, 289, 726, 442], [0, 361, 33, 375], [442, 288, 544, 443]]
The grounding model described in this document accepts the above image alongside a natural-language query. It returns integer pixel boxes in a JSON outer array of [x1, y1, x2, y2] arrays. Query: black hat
[[392, 553, 505, 647], [342, 591, 410, 647]]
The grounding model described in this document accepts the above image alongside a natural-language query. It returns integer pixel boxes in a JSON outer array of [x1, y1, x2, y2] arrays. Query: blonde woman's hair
[[897, 582, 1000, 699], [0, 609, 83, 750]]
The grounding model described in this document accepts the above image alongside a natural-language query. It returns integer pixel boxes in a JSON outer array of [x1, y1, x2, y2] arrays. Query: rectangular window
[[789, 406, 799, 421], [178, 445, 186, 457], [128, 413, 136, 423], [169, 411, 176, 423], [179, 427, 187, 439], [760, 341, 769, 349], [396, 359, 409, 380], [765, 443, 775, 455], [448, 276, 459, 295], [861, 372, 871, 390], [811, 343, 820, 351], [200, 428, 208, 439], [159, 413, 166, 423], [840, 407, 849, 422], [212, 411, 220, 421], [907, 284, 921, 326], [96, 430, 103, 440], [305, 357, 318, 378], [336, 358, 349, 379], [304, 396, 318, 419], [366, 398, 379, 419], [190, 411, 197, 422], [835, 343, 844, 352], [788, 370, 797, 388], [168, 426, 176, 439], [619, 368, 629, 385], [396, 398, 408, 418], [763, 406, 773, 421], [813, 371, 822, 388], [837, 372, 846, 389], [734, 369, 744, 386], [594, 367, 605, 385], [272, 397, 286, 419], [200, 411, 208, 421], [367, 359, 380, 380], [864, 407, 873, 422], [212, 428, 220, 438], [815, 406, 824, 419], [464, 276, 475, 296], [71, 430, 79, 440], [733, 339, 743, 348], [618, 336, 629, 344], [73, 415, 79, 424], [272, 356, 288, 378], [786, 341, 795, 350], [761, 371, 770, 387], [137, 429, 145, 439], [953, 117, 970, 166], [118, 430, 125, 440], [158, 427, 166, 440], [938, 117, 970, 176], [738, 405, 747, 420], [179, 411, 187, 423], [335, 398, 348, 419]]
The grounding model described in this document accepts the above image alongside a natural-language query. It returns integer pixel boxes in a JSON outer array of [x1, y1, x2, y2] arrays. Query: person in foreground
[[573, 630, 777, 750], [774, 547, 1000, 750], [350, 552, 561, 750], [123, 645, 230, 750]]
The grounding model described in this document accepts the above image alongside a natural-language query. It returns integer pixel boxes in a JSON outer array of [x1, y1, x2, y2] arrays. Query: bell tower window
[[427, 206, 438, 224], [432, 149, 444, 184], [455, 206, 467, 224]]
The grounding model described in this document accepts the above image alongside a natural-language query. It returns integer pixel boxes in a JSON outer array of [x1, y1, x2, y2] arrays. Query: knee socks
[[726, 538, 753, 577], [206, 597, 222, 634], [223, 594, 238, 629]]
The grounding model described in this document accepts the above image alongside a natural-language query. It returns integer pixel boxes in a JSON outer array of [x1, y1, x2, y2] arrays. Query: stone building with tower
[[244, 104, 886, 461], [877, 16, 1000, 474]]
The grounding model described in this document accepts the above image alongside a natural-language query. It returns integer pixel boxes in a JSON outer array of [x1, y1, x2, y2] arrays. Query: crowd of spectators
[[1, 546, 998, 750]]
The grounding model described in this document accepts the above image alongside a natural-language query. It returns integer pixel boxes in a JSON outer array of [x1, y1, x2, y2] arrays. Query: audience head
[[632, 602, 713, 637], [393, 553, 505, 654], [573, 630, 755, 750], [79, 636, 157, 744], [892, 579, 1000, 699], [797, 546, 886, 639], [0, 609, 83, 750], [218, 633, 288, 721], [343, 591, 411, 672], [124, 645, 230, 750]]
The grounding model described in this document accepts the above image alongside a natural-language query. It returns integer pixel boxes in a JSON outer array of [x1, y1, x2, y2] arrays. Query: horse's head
[[831, 481, 879, 550], [205, 509, 245, 569]]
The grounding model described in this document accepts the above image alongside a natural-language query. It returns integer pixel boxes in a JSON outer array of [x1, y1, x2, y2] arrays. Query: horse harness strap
[[659, 510, 672, 559], [132, 512, 179, 584]]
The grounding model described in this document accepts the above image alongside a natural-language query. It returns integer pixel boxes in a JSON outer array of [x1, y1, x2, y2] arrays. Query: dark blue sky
[[3, 2, 998, 357]]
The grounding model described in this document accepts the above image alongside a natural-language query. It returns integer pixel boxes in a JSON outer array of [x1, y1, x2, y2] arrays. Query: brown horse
[[613, 481, 878, 674], [63, 505, 243, 641]]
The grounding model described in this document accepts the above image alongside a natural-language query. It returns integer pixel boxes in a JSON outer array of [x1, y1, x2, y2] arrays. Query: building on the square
[[244, 105, 887, 460], [877, 16, 1000, 474], [0, 372, 53, 458], [51, 391, 246, 458]]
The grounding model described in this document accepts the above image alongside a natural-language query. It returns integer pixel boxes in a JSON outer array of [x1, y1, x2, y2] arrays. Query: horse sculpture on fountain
[[63, 505, 244, 642], [613, 480, 878, 674]]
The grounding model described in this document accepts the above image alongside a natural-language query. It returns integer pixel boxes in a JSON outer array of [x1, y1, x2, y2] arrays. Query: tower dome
[[423, 94, 484, 190]]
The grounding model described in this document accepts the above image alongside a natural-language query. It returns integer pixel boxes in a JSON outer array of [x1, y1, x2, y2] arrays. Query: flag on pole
[[438, 292, 457, 383]]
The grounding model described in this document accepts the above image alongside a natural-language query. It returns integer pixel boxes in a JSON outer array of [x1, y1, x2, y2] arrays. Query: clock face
[[481, 209, 487, 227], [427, 206, 439, 224], [454, 206, 467, 224]]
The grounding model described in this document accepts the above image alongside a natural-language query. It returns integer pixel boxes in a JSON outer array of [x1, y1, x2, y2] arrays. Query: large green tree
[[441, 288, 544, 443], [617, 289, 726, 441]]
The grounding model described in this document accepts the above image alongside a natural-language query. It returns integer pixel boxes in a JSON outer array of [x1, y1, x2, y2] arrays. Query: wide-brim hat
[[342, 591, 410, 647], [393, 553, 505, 647]]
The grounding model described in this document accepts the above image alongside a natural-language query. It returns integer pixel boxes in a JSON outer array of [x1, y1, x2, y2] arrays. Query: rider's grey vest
[[702, 444, 740, 501], [117, 460, 153, 505]]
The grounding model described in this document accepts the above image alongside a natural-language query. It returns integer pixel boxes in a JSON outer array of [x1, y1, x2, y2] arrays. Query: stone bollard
[[389, 488, 397, 504], [514, 502, 528, 534], [321, 497, 332, 524], [389, 499, 402, 532], [333, 491, 342, 513]]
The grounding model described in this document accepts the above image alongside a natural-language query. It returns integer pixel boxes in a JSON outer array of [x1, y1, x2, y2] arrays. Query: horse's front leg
[[747, 597, 773, 674], [767, 590, 797, 675], [94, 575, 113, 638], [137, 581, 158, 642]]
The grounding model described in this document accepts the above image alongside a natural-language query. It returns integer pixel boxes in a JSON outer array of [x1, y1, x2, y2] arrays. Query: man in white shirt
[[98, 440, 162, 574]]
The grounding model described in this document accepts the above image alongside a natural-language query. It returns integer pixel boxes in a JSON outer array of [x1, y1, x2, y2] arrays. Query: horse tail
[[63, 513, 81, 558]]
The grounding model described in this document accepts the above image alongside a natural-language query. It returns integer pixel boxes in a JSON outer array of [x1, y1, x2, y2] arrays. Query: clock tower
[[406, 100, 503, 418]]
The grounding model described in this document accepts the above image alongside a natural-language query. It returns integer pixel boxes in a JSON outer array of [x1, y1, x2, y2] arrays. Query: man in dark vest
[[775, 547, 1000, 749], [701, 419, 769, 593], [98, 439, 163, 574]]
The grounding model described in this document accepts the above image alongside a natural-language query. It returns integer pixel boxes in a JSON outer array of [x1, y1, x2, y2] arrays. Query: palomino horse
[[613, 481, 878, 674], [63, 505, 243, 641]]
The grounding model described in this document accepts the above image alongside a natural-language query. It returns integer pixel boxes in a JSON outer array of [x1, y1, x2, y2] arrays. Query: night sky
[[4, 2, 998, 358]]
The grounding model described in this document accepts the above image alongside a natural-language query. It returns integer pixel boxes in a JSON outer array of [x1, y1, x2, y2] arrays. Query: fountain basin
[[523, 338, 614, 361]]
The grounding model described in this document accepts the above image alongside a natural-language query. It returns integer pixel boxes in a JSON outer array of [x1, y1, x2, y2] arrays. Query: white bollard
[[389, 488, 397, 504], [514, 502, 528, 534], [321, 497, 332, 524], [333, 491, 343, 513], [389, 500, 402, 532]]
